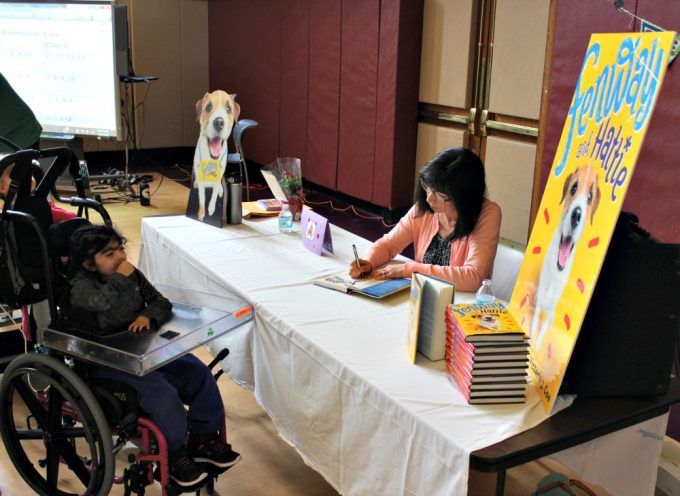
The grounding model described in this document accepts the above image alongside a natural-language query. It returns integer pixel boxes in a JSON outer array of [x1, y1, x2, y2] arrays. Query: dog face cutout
[[555, 164, 601, 272], [529, 163, 601, 352], [189, 90, 241, 223], [195, 91, 241, 160]]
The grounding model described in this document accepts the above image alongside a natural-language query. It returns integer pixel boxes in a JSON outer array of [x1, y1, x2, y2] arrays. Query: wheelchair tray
[[39, 286, 254, 376]]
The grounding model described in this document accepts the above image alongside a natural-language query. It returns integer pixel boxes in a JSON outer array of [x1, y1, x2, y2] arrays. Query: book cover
[[468, 381, 528, 391], [314, 263, 410, 299], [446, 315, 526, 342], [406, 276, 423, 364], [447, 339, 528, 367], [507, 32, 675, 412], [449, 363, 527, 405], [468, 396, 526, 405], [451, 371, 529, 384], [472, 342, 530, 354], [412, 272, 455, 361], [446, 302, 526, 343], [448, 349, 528, 375], [447, 353, 528, 380], [454, 357, 529, 376], [448, 332, 529, 362], [256, 198, 282, 211], [467, 389, 527, 398]]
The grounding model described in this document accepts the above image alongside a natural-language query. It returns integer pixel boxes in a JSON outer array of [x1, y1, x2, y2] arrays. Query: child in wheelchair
[[66, 223, 241, 488]]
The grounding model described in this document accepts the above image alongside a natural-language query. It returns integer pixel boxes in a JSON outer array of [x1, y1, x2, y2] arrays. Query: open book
[[314, 263, 410, 299]]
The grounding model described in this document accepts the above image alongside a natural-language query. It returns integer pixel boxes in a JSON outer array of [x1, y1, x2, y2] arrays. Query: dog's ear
[[232, 100, 241, 122], [590, 181, 601, 224], [195, 92, 209, 121], [560, 169, 575, 205]]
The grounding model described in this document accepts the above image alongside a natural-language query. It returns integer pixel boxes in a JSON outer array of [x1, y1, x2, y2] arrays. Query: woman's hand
[[128, 315, 151, 333], [349, 258, 373, 279], [372, 264, 405, 280]]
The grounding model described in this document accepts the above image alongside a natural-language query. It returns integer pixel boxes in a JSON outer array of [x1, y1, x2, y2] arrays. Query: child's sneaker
[[188, 431, 241, 469], [168, 446, 209, 487]]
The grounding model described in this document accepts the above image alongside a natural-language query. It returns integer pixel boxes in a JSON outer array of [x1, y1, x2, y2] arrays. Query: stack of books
[[445, 301, 529, 404]]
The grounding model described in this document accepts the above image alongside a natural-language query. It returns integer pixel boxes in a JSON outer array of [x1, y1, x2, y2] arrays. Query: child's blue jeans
[[89, 353, 225, 451]]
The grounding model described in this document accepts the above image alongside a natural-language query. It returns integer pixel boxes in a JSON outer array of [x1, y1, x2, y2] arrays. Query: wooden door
[[417, 0, 550, 246]]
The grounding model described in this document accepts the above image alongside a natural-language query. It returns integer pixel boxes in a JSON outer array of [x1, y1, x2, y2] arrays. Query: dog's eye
[[570, 182, 578, 196], [226, 103, 232, 114], [587, 189, 593, 203], [205, 102, 212, 113]]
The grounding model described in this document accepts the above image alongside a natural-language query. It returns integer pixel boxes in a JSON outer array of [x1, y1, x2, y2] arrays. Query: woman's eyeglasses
[[420, 177, 449, 202]]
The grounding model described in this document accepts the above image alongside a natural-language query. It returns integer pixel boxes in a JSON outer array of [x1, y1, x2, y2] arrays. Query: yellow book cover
[[446, 302, 526, 343], [406, 274, 423, 364], [507, 32, 675, 412]]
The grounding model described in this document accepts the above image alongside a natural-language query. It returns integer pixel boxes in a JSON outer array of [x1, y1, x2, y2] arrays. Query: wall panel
[[488, 0, 549, 120], [336, 0, 379, 202], [373, 0, 423, 208], [485, 137, 535, 244], [279, 0, 310, 164], [208, 1, 281, 166], [306, 0, 341, 188], [419, 0, 475, 107]]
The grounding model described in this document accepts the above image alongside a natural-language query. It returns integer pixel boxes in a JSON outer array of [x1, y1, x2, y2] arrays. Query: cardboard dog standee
[[186, 90, 240, 228], [508, 32, 675, 412]]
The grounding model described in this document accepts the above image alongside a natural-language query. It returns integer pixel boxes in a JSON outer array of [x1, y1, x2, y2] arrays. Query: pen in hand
[[352, 244, 364, 278]]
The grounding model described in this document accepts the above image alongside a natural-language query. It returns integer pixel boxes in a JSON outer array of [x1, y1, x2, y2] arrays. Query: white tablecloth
[[139, 215, 560, 495]]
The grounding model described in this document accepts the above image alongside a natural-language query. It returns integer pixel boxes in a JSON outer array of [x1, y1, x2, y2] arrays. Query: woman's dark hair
[[67, 224, 126, 277], [415, 147, 487, 240]]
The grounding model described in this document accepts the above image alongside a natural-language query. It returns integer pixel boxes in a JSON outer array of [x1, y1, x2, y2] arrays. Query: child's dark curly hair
[[68, 224, 126, 277]]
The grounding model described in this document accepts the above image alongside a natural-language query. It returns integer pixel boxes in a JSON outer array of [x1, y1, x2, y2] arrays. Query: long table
[[138, 215, 666, 495]]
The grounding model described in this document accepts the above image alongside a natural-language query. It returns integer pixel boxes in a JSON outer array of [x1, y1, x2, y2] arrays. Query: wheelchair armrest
[[67, 197, 112, 225], [208, 348, 230, 381], [207, 348, 230, 371]]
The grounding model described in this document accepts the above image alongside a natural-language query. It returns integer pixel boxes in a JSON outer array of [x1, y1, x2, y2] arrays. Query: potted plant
[[275, 158, 304, 221]]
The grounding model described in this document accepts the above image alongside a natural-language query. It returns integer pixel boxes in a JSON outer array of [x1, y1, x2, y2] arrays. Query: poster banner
[[508, 32, 675, 412]]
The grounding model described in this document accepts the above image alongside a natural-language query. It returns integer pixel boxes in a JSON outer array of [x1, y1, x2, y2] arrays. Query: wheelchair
[[0, 146, 251, 495]]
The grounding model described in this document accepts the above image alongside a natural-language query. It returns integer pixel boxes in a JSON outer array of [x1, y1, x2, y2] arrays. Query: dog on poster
[[192, 90, 240, 221], [530, 164, 601, 350]]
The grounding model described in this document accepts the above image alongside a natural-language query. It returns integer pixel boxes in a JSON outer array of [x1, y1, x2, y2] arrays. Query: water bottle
[[227, 174, 242, 224], [278, 203, 293, 233], [475, 279, 495, 303]]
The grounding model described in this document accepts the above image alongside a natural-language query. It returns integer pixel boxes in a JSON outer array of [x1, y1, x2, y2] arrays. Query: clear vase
[[288, 197, 303, 221]]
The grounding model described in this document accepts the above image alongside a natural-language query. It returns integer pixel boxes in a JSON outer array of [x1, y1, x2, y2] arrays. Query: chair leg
[[238, 154, 250, 201]]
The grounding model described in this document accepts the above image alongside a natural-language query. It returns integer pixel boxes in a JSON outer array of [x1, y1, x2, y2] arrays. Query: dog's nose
[[213, 117, 224, 132], [571, 207, 582, 228]]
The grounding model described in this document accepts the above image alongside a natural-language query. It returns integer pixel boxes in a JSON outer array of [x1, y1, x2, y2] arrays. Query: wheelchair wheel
[[0, 353, 114, 496]]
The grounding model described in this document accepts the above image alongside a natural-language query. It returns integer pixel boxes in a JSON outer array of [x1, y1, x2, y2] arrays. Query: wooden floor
[[0, 173, 610, 495]]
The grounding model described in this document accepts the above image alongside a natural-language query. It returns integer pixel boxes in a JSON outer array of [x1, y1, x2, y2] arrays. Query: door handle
[[480, 109, 489, 137], [437, 112, 467, 125], [436, 108, 478, 135], [467, 108, 477, 134]]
